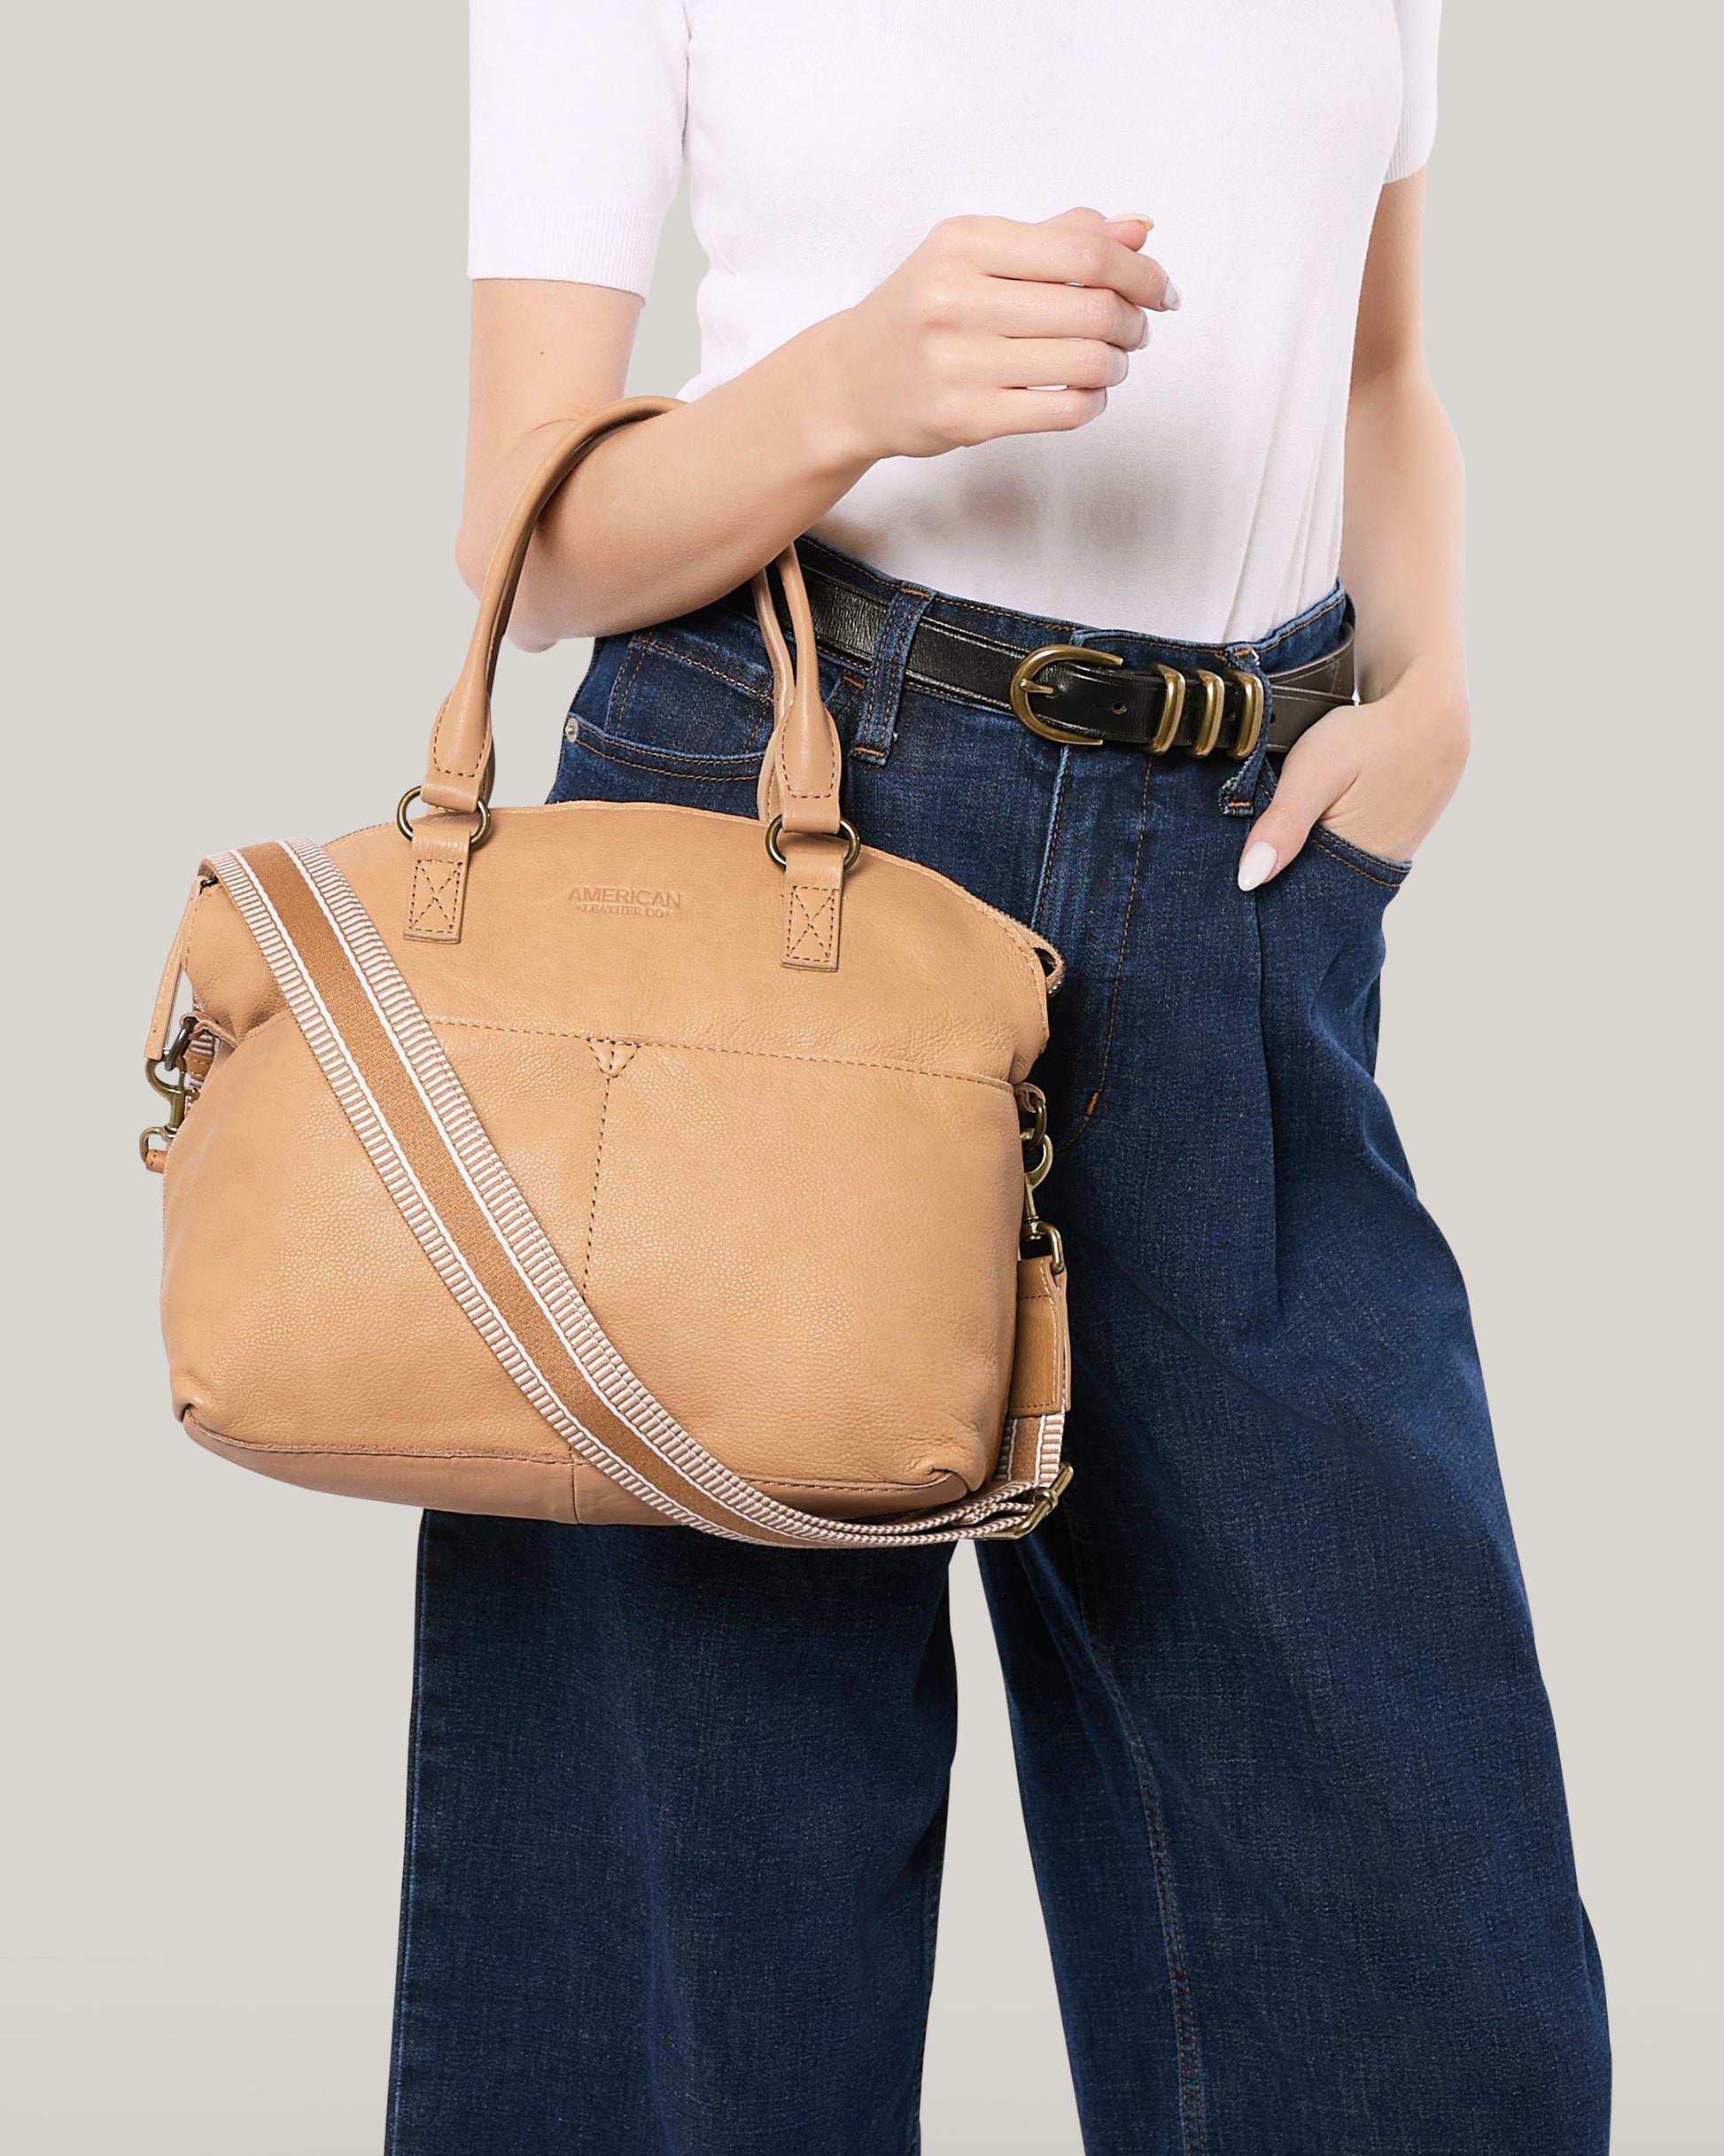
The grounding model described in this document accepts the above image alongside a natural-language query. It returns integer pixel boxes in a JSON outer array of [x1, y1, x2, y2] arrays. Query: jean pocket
[[1253, 759, 1411, 891], [566, 629, 777, 782], [1307, 824, 1413, 890], [567, 620, 863, 784]]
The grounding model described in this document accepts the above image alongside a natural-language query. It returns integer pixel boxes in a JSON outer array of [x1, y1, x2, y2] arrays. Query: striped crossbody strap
[[207, 838, 1069, 1549]]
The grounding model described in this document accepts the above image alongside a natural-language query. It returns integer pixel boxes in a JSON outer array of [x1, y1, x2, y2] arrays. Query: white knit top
[[470, 1, 1440, 642]]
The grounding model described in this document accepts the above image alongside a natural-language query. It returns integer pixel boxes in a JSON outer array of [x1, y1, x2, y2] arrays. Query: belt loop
[[850, 585, 936, 765], [1218, 650, 1269, 816]]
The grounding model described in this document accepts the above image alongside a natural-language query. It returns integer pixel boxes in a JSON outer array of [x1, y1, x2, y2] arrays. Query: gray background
[[4, 4, 1718, 2148]]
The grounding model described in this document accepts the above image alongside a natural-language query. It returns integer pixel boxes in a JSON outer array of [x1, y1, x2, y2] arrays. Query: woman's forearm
[[462, 212, 1175, 649], [485, 313, 878, 648]]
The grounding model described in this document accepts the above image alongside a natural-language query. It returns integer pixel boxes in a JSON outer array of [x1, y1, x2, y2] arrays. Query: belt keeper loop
[[850, 585, 936, 764]]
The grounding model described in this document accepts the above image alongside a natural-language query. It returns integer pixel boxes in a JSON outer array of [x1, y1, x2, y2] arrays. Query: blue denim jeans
[[385, 541, 1609, 2155]]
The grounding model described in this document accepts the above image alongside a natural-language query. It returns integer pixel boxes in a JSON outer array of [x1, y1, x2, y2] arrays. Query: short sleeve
[[468, 0, 688, 297], [1384, 0, 1441, 183]]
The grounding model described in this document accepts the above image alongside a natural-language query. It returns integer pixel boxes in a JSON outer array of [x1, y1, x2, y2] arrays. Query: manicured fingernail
[[1238, 840, 1277, 891], [1161, 279, 1182, 311], [1120, 212, 1156, 229]]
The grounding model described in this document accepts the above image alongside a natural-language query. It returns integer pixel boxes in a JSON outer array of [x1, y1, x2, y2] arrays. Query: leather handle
[[422, 395, 846, 838], [750, 546, 843, 836], [421, 395, 681, 813]]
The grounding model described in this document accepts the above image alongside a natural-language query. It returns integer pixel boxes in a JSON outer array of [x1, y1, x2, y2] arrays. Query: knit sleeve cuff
[[467, 200, 666, 298], [1384, 85, 1438, 183]]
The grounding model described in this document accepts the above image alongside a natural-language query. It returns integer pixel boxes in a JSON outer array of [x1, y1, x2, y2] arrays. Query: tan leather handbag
[[141, 398, 1072, 1547]]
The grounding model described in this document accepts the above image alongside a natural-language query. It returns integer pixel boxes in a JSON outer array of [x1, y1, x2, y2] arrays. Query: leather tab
[[404, 814, 480, 943], [780, 831, 846, 971], [145, 868, 214, 1061], [1009, 1255, 1070, 1421]]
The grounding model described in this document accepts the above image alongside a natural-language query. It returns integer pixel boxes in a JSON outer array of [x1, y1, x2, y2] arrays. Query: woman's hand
[[1236, 665, 1471, 888], [812, 207, 1178, 463]]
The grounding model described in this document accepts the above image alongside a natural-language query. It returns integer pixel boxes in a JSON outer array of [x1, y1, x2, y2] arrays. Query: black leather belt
[[776, 564, 1355, 759]]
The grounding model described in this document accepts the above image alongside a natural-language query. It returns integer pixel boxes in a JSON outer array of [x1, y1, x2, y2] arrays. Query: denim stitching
[[637, 633, 777, 724], [605, 629, 652, 744], [592, 632, 776, 774], [1064, 1503, 1211, 2156], [571, 734, 760, 782], [853, 585, 936, 764], [1306, 829, 1411, 887], [1031, 749, 1072, 926], [1066, 748, 1155, 1153]]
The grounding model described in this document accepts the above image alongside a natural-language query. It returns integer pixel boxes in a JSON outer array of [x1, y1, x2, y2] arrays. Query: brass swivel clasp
[[1017, 1085, 1065, 1276], [139, 1011, 198, 1171]]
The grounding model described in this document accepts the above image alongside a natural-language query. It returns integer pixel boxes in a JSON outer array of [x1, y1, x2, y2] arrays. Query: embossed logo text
[[567, 883, 683, 918]]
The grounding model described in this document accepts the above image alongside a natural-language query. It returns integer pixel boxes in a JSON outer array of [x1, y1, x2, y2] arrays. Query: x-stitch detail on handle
[[408, 860, 463, 935], [784, 885, 835, 966]]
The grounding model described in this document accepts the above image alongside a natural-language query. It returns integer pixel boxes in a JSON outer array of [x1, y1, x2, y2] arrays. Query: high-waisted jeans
[[385, 541, 1610, 2156]]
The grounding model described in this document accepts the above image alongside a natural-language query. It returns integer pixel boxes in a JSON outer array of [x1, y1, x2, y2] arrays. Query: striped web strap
[[208, 839, 1068, 1548]]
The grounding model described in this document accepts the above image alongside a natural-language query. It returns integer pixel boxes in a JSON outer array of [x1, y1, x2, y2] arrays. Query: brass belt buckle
[[1009, 644, 1121, 746]]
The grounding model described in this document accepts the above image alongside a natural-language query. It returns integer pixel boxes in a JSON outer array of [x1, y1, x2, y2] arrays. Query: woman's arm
[[1238, 172, 1470, 886], [461, 208, 1177, 650]]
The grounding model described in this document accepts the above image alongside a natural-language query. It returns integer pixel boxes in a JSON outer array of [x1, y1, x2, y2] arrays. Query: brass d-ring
[[1150, 664, 1186, 753], [765, 815, 862, 871], [1230, 668, 1266, 758], [1190, 671, 1227, 757], [397, 788, 493, 848]]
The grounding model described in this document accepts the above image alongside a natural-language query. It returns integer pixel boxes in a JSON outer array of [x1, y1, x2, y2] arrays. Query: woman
[[385, 4, 1609, 2150]]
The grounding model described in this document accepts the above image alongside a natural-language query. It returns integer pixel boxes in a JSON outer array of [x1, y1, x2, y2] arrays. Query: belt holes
[[1111, 699, 1128, 716]]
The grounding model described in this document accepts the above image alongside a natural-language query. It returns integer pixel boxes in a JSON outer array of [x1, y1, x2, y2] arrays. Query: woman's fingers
[[981, 278, 1151, 347], [830, 206, 1180, 459], [996, 338, 1132, 391], [948, 211, 1178, 312], [1038, 205, 1179, 310], [1236, 724, 1358, 890], [986, 387, 1113, 437]]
